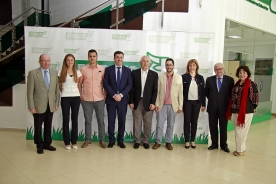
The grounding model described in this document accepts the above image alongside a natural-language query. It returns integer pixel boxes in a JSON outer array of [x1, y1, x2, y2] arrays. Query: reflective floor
[[0, 118, 276, 184]]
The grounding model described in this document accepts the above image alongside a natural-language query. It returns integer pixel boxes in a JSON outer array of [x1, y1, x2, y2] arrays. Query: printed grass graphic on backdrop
[[27, 126, 207, 143]]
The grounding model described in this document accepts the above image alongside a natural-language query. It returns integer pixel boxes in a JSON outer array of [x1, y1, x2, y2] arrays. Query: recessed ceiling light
[[228, 35, 242, 39]]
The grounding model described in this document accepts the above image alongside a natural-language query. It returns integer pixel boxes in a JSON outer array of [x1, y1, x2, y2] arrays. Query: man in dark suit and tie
[[128, 56, 158, 149], [205, 63, 234, 153], [27, 54, 60, 154], [103, 51, 132, 148]]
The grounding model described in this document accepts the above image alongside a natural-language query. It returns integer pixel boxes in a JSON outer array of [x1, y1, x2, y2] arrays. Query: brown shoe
[[233, 151, 244, 157], [81, 140, 92, 148], [99, 140, 107, 149], [166, 143, 173, 150], [152, 142, 161, 150]]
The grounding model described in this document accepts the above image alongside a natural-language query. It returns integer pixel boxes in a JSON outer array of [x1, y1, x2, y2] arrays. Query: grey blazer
[[27, 68, 60, 113]]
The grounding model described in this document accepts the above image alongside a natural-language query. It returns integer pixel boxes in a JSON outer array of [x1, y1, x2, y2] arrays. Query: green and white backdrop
[[25, 26, 215, 144]]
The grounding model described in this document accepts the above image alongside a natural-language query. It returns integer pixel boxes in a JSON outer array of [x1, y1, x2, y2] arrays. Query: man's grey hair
[[140, 55, 150, 62], [214, 63, 224, 69]]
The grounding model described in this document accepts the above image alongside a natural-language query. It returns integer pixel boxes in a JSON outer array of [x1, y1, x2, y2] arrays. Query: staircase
[[0, 0, 189, 106]]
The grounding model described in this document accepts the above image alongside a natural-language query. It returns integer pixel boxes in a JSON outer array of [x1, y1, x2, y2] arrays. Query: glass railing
[[79, 6, 111, 29], [124, 0, 157, 24]]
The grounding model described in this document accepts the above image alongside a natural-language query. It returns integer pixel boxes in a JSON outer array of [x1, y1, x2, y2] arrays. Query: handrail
[[0, 46, 25, 63], [59, 0, 117, 27], [0, 7, 50, 32]]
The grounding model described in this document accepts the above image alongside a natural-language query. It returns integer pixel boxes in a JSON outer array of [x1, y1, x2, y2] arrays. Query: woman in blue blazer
[[182, 59, 206, 149]]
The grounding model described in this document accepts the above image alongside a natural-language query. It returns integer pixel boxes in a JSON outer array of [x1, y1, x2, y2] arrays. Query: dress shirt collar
[[141, 68, 148, 73], [115, 64, 122, 68], [87, 63, 98, 68], [40, 68, 49, 73]]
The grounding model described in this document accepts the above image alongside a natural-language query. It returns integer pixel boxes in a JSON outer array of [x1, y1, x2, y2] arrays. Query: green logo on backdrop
[[198, 68, 212, 74], [112, 33, 131, 40], [50, 62, 62, 70], [148, 33, 176, 43], [64, 48, 80, 53], [98, 48, 112, 55], [124, 50, 140, 55], [28, 30, 47, 38], [194, 36, 213, 43], [247, 0, 276, 14], [66, 31, 94, 41], [180, 52, 202, 58], [146, 52, 168, 72], [32, 46, 53, 53]]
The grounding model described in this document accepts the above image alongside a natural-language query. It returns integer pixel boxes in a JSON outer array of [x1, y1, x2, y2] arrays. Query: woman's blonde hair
[[186, 59, 199, 74], [59, 54, 78, 83]]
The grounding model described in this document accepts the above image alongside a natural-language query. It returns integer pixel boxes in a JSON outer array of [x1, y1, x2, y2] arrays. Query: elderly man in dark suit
[[205, 63, 234, 153], [128, 56, 158, 149], [103, 51, 132, 149], [27, 54, 60, 154]]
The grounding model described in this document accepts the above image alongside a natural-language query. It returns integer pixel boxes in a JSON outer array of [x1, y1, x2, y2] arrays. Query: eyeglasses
[[166, 64, 174, 67], [214, 68, 223, 71]]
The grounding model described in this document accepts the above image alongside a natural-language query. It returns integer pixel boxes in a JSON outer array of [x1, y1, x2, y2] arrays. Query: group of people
[[27, 50, 259, 157]]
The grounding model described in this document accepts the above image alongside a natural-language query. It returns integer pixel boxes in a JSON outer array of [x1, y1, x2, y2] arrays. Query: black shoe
[[221, 147, 230, 153], [117, 142, 126, 148], [184, 143, 190, 149], [43, 145, 56, 151], [143, 143, 150, 149], [108, 142, 115, 148], [191, 144, 196, 149], [37, 148, 44, 154], [133, 143, 140, 149], [208, 146, 218, 150]]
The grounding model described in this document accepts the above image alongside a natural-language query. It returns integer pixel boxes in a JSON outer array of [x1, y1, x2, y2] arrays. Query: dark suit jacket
[[128, 69, 158, 111], [205, 75, 234, 115], [182, 73, 205, 106], [103, 65, 132, 105]]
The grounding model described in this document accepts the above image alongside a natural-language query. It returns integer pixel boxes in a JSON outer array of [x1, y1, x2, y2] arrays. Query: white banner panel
[[25, 26, 215, 144]]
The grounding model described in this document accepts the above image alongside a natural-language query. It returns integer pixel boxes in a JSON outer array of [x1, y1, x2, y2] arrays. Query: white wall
[[11, 0, 22, 19], [0, 84, 26, 129]]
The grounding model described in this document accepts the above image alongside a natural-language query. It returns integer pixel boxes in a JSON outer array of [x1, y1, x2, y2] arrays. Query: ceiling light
[[228, 35, 242, 39]]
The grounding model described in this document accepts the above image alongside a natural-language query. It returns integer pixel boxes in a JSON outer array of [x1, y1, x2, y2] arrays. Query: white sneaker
[[65, 145, 71, 150], [72, 145, 78, 150]]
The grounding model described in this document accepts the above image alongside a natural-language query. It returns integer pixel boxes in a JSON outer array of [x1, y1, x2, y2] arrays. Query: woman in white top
[[58, 54, 82, 150], [182, 59, 206, 149]]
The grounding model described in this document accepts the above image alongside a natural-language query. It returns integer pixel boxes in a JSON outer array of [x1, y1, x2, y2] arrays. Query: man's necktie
[[44, 70, 50, 89], [218, 77, 222, 92], [116, 67, 121, 93]]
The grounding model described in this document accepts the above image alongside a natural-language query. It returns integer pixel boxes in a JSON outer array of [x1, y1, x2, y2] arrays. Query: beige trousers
[[233, 113, 254, 152], [132, 99, 154, 144]]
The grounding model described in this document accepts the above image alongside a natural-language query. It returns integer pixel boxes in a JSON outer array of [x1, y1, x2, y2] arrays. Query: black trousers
[[33, 104, 53, 149], [183, 100, 201, 142], [106, 103, 127, 143], [208, 109, 228, 148], [61, 97, 80, 145]]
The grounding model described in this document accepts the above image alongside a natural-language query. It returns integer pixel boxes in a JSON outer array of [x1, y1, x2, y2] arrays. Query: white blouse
[[58, 70, 82, 97], [188, 78, 198, 100]]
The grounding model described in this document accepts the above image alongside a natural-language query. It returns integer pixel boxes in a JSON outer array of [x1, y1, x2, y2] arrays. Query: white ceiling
[[224, 19, 276, 44]]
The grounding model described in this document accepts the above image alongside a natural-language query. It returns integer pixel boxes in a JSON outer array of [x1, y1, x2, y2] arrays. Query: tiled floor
[[1, 118, 276, 184]]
